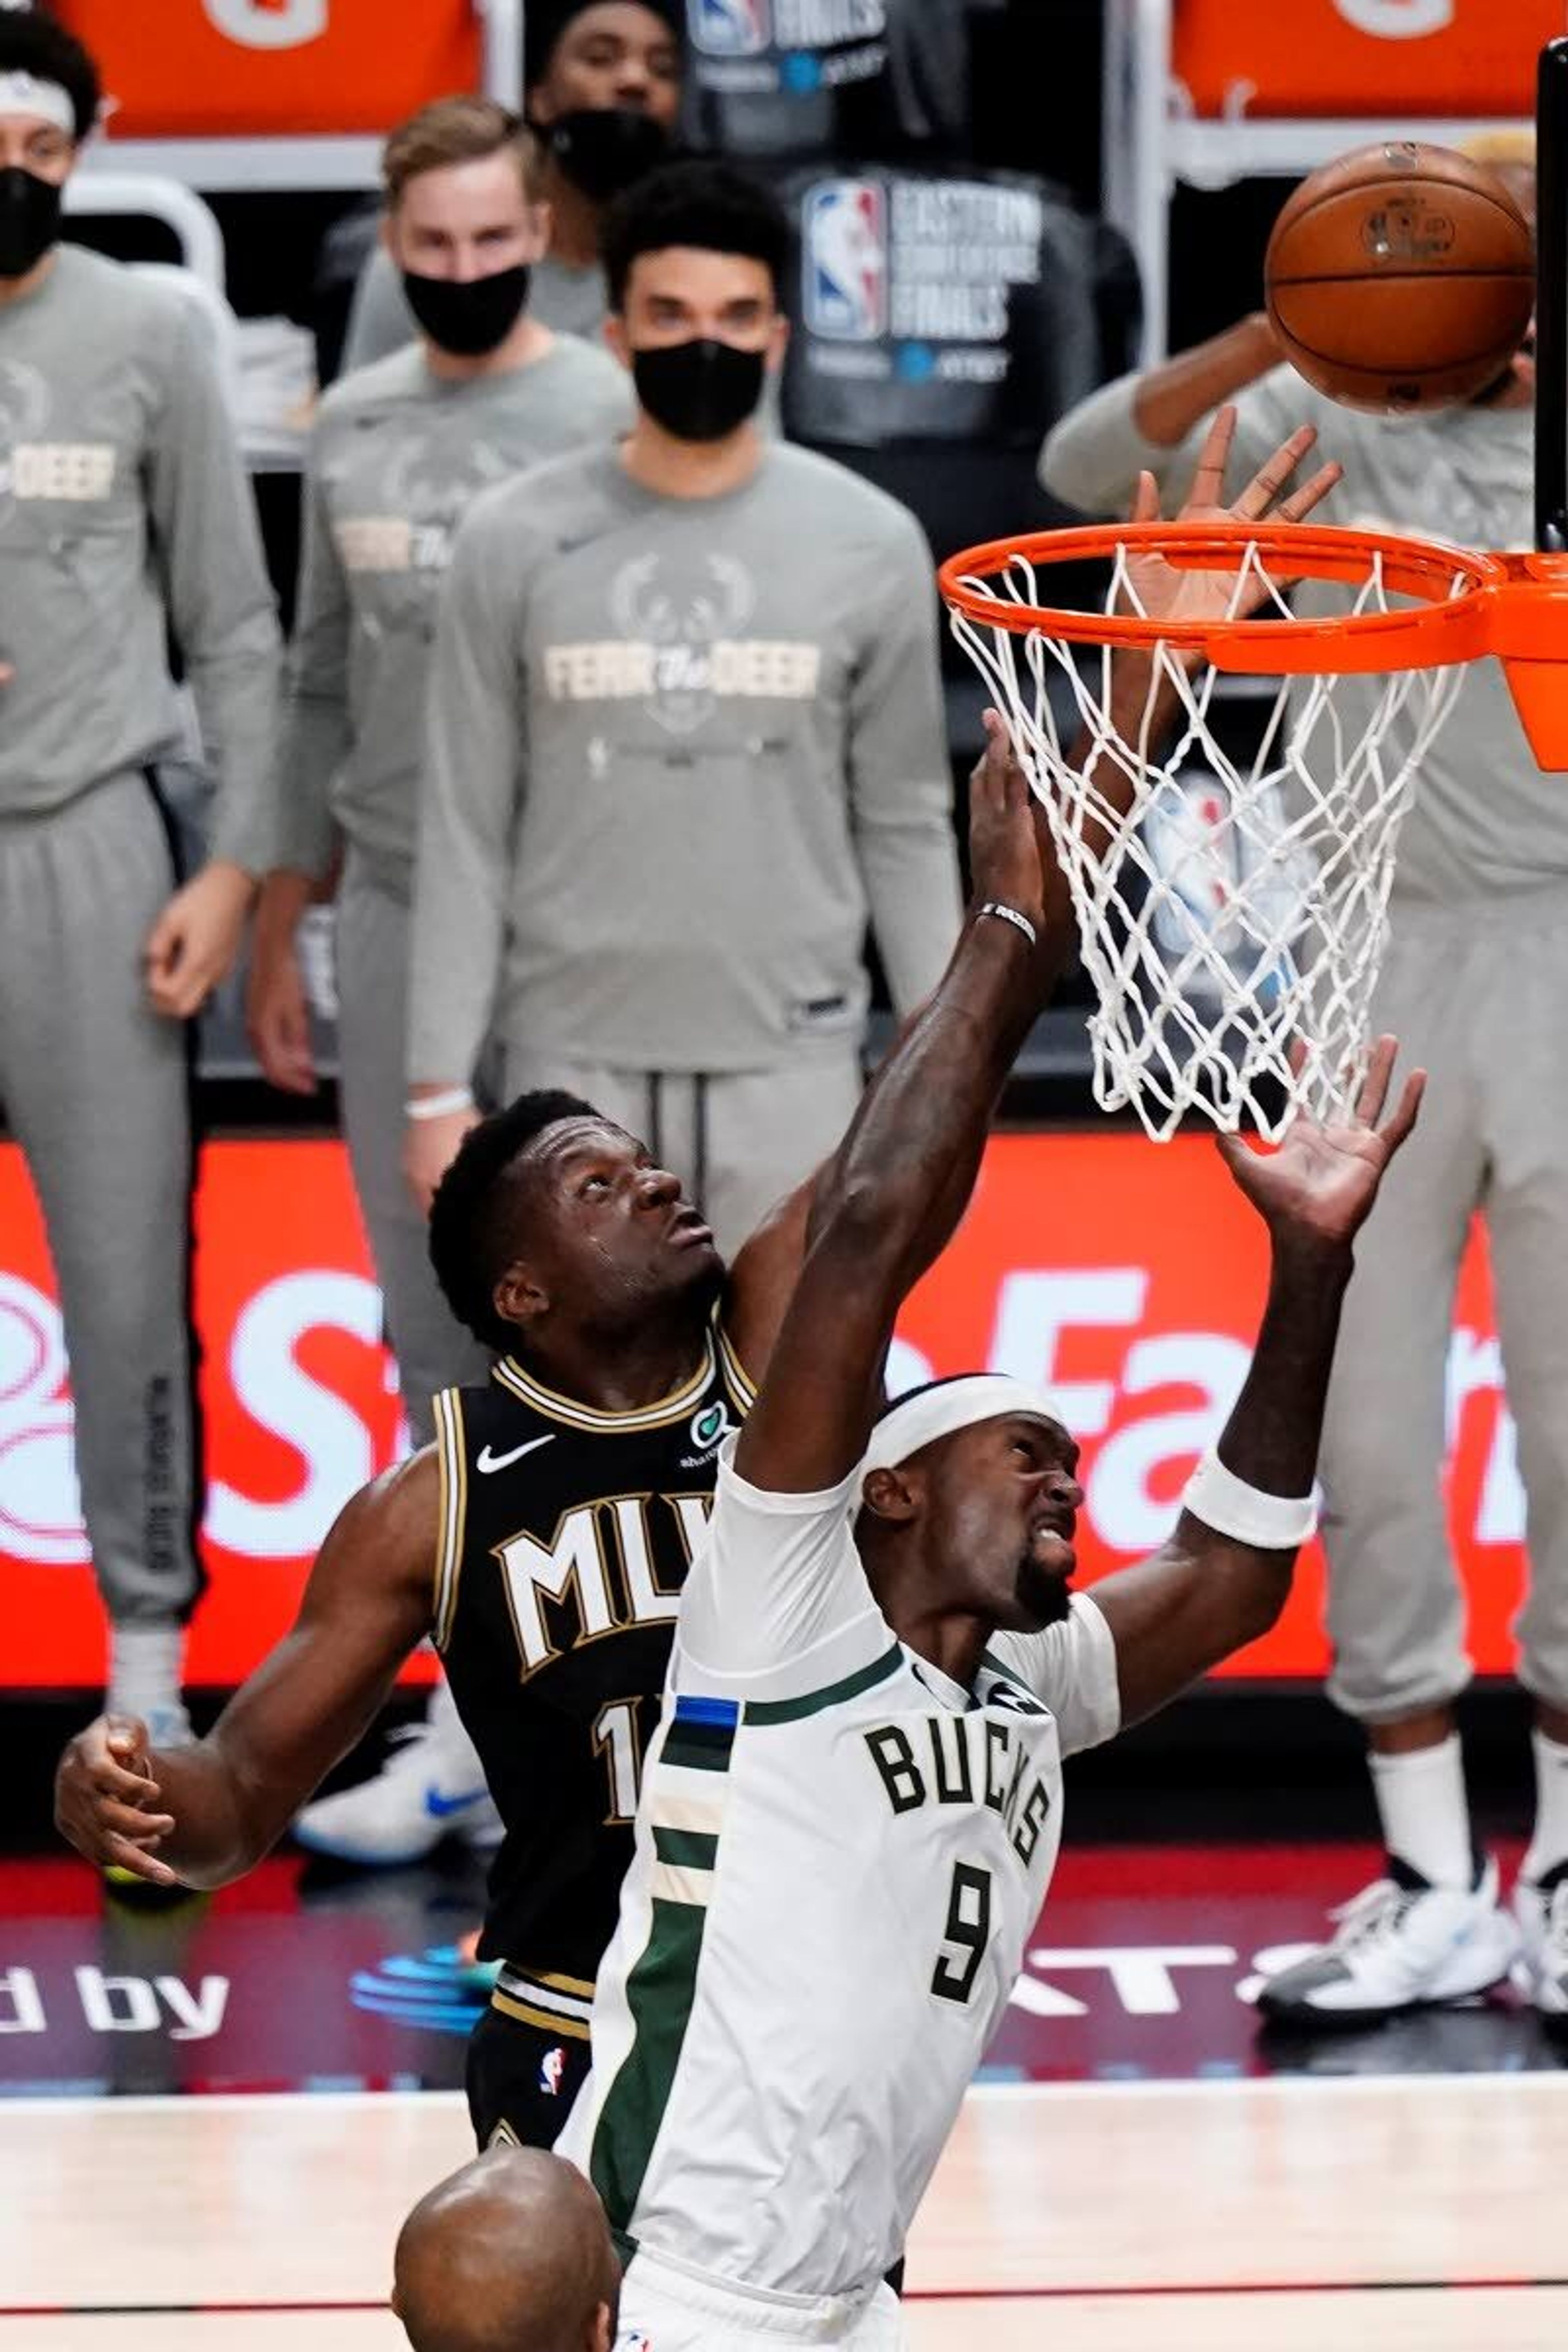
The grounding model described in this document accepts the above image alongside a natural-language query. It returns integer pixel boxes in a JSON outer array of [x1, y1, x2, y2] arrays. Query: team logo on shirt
[[804, 181, 889, 342], [0, 361, 114, 523], [335, 436, 512, 578], [543, 553, 820, 737]]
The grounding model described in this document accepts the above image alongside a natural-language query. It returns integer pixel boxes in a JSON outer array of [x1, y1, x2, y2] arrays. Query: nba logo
[[688, 0, 769, 56], [804, 182, 889, 342], [539, 2044, 567, 2096]]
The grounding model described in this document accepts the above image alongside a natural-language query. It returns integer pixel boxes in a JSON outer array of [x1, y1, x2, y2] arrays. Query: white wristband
[[979, 900, 1038, 949], [406, 1087, 475, 1123], [1182, 1450, 1318, 1549]]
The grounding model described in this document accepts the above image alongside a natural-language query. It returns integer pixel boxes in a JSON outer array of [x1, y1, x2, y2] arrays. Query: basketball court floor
[[3, 1839, 1564, 2351]]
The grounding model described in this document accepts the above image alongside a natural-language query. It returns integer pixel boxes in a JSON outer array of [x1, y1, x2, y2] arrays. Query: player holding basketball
[[1040, 134, 1568, 2027], [557, 688, 1420, 2352], [53, 414, 1341, 2144]]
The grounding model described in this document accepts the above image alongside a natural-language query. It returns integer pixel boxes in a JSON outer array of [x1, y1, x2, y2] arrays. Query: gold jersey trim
[[490, 1989, 592, 2041], [431, 1386, 468, 1651], [492, 1334, 718, 1434]]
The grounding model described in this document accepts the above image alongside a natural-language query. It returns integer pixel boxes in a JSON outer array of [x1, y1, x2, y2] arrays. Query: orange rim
[[938, 520, 1511, 677]]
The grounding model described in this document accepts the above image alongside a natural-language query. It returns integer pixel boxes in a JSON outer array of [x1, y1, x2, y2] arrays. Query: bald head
[[393, 2147, 619, 2352]]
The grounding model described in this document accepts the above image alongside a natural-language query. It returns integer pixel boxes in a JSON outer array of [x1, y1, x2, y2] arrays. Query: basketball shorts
[[618, 2244, 905, 2350], [465, 2001, 592, 2152]]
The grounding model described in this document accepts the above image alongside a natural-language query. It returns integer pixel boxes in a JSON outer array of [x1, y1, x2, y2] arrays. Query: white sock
[[1368, 1734, 1473, 1889], [1520, 1729, 1568, 1885], [106, 1623, 184, 1720]]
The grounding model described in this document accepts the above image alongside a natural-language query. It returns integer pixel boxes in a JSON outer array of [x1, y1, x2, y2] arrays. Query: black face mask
[[632, 339, 767, 443], [400, 262, 531, 358], [547, 107, 670, 201], [0, 167, 63, 279]]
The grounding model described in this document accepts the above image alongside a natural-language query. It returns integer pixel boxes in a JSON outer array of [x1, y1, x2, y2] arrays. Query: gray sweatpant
[[0, 773, 198, 1628], [1319, 891, 1568, 1720], [501, 1045, 864, 1260], [336, 853, 489, 1446]]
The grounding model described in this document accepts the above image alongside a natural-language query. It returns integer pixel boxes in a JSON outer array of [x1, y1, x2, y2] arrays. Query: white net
[[949, 538, 1470, 1140]]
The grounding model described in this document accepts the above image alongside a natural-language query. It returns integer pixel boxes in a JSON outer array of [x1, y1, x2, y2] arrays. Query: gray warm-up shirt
[[343, 245, 609, 376], [1039, 368, 1564, 907], [277, 333, 630, 887], [408, 441, 961, 1083], [0, 245, 281, 873]]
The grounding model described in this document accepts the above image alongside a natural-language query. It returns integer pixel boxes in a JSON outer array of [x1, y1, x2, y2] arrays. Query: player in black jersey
[[53, 411, 1340, 2150]]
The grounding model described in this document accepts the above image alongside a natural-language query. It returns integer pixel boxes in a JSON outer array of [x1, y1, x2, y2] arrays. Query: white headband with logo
[[0, 71, 75, 134], [861, 1374, 1060, 1479]]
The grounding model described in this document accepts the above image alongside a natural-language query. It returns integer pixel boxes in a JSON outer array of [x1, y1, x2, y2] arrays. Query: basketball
[[1264, 140, 1535, 412]]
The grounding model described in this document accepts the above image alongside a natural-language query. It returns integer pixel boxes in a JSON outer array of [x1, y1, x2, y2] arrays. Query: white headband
[[861, 1375, 1060, 1479], [0, 72, 75, 136]]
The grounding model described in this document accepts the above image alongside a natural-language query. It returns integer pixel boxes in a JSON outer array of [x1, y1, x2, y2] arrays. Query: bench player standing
[[0, 10, 280, 1748], [1040, 136, 1568, 2025]]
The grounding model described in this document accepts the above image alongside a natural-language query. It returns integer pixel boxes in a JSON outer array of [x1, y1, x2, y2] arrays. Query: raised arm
[[1089, 1038, 1423, 1727], [54, 1453, 440, 1889]]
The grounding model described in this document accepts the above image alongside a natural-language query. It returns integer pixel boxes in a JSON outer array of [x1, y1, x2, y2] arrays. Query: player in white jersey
[[560, 702, 1424, 2348]]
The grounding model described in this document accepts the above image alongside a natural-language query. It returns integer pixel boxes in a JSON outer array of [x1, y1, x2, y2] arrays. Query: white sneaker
[[1513, 1864, 1568, 2020], [1255, 1854, 1519, 2025], [292, 1718, 502, 1867]]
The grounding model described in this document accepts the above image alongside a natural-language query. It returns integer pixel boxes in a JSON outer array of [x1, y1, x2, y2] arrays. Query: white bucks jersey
[[559, 1444, 1121, 2297]]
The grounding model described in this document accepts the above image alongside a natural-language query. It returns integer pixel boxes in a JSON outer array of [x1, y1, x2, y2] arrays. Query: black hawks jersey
[[430, 1320, 755, 2044]]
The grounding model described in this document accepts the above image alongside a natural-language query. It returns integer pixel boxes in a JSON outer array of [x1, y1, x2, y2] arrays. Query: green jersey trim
[[588, 1894, 709, 2234], [742, 1641, 904, 1726]]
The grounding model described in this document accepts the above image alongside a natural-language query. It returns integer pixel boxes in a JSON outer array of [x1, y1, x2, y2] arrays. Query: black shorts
[[465, 2002, 592, 2151]]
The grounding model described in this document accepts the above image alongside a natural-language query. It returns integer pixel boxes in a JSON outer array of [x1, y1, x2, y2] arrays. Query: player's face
[[510, 1116, 723, 1329], [927, 1414, 1083, 1631], [386, 152, 549, 284], [0, 112, 76, 185], [610, 247, 787, 367], [530, 3, 684, 132]]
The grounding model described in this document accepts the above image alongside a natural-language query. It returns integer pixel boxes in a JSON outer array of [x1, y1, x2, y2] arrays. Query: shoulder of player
[[454, 445, 621, 563], [759, 443, 929, 556], [53, 246, 211, 353], [537, 327, 627, 396], [315, 343, 427, 428], [300, 1446, 443, 1631]]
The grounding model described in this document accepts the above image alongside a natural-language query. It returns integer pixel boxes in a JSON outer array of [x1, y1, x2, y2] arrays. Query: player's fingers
[[1129, 469, 1159, 525], [1352, 1032, 1398, 1127], [89, 1758, 163, 1806], [1233, 426, 1318, 520], [1379, 1068, 1426, 1154], [1276, 459, 1342, 524], [102, 1834, 179, 1887], [1185, 405, 1237, 508], [92, 1797, 176, 1841]]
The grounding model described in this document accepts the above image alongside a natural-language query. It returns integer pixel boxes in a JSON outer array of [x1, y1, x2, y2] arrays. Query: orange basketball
[[1264, 140, 1534, 414]]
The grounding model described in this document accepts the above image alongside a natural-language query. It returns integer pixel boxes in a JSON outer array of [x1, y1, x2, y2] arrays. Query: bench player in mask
[[404, 158, 965, 1250], [342, 0, 682, 374], [0, 8, 279, 1749], [248, 97, 631, 1866]]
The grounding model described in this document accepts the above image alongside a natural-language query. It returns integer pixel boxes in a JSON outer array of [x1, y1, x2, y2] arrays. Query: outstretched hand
[[1123, 405, 1343, 630], [1216, 1034, 1424, 1252], [967, 707, 1045, 929]]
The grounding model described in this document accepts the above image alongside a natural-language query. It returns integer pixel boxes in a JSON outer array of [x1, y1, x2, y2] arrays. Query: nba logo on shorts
[[804, 182, 889, 342], [539, 2043, 567, 2096], [688, 0, 769, 55]]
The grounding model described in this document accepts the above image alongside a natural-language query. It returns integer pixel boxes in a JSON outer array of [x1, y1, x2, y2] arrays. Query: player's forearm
[[820, 912, 1035, 1285], [1209, 1232, 1352, 1503], [1132, 314, 1281, 448], [143, 1741, 276, 1889]]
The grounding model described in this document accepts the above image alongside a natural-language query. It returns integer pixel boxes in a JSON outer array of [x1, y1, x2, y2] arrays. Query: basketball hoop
[[940, 521, 1568, 1141]]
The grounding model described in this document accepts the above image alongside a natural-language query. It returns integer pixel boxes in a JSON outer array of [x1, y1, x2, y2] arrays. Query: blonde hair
[[383, 96, 544, 208]]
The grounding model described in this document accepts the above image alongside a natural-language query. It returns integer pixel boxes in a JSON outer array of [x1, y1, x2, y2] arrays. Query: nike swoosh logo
[[476, 1435, 555, 1474], [424, 1786, 490, 1820]]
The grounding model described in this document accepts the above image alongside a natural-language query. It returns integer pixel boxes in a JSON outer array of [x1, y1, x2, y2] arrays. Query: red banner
[[1173, 0, 1561, 120], [0, 1134, 1523, 1688]]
